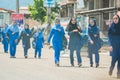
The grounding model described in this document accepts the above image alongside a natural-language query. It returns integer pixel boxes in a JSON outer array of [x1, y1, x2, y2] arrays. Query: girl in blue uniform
[[18, 24, 31, 58], [108, 15, 120, 79], [66, 17, 82, 67], [48, 18, 65, 66], [88, 19, 101, 68], [2, 23, 9, 53], [7, 21, 19, 58], [33, 28, 44, 59]]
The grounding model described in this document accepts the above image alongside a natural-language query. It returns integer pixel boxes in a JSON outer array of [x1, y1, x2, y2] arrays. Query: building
[[0, 8, 14, 26], [60, 0, 120, 37]]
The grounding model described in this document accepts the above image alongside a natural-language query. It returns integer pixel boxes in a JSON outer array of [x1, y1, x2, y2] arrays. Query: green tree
[[29, 0, 60, 24], [51, 2, 60, 22], [28, 0, 47, 24]]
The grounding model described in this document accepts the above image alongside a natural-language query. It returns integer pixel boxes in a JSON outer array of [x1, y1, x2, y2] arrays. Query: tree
[[28, 0, 60, 24], [28, 0, 47, 24], [29, 0, 60, 41]]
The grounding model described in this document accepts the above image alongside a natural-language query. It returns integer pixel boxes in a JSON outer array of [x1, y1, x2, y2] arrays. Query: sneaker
[[5, 51, 8, 53], [55, 62, 59, 67], [25, 55, 28, 59], [34, 55, 36, 58], [90, 64, 93, 67], [71, 64, 74, 67], [10, 56, 16, 58], [96, 63, 99, 68], [10, 56, 13, 58], [109, 70, 113, 76], [38, 57, 41, 59], [117, 74, 120, 79], [78, 63, 82, 67]]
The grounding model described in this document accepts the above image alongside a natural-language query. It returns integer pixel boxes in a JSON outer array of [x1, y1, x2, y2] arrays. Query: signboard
[[12, 14, 24, 25], [43, 0, 55, 7]]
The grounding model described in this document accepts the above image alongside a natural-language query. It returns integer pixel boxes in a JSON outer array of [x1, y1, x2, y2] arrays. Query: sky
[[0, 0, 33, 10]]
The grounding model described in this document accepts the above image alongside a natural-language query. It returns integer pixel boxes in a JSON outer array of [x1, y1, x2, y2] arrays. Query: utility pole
[[16, 0, 19, 13]]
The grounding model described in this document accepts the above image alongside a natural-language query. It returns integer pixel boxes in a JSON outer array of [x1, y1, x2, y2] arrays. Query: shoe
[[13, 56, 16, 58], [5, 51, 8, 53], [34, 55, 36, 58], [109, 70, 113, 76], [71, 64, 74, 67], [96, 63, 99, 68], [55, 62, 59, 67], [78, 63, 82, 67], [117, 74, 120, 79], [38, 57, 41, 59], [10, 56, 13, 58], [25, 55, 28, 59], [90, 64, 93, 67], [10, 56, 16, 58]]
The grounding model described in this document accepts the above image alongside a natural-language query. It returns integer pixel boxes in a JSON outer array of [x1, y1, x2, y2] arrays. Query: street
[[0, 43, 118, 80]]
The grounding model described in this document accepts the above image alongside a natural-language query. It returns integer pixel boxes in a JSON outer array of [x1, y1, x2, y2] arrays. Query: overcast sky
[[0, 0, 33, 10]]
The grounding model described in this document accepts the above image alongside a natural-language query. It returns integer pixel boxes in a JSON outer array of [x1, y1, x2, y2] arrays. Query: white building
[[0, 8, 14, 26]]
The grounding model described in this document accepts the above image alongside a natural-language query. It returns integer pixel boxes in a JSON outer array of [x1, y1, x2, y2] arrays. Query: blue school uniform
[[34, 30, 44, 58], [2, 25, 9, 53], [7, 24, 19, 57], [48, 24, 65, 64], [108, 18, 120, 76], [88, 20, 101, 65]]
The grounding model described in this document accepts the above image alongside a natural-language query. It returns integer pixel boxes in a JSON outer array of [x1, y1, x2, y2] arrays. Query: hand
[[108, 46, 113, 52], [57, 29, 61, 32], [94, 34, 97, 38], [73, 29, 78, 32], [27, 34, 29, 36], [90, 40, 94, 45]]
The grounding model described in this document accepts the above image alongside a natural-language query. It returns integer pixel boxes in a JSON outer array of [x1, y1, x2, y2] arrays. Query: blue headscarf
[[9, 22, 19, 33], [108, 15, 120, 35], [88, 19, 99, 34], [3, 23, 9, 33], [53, 18, 61, 30]]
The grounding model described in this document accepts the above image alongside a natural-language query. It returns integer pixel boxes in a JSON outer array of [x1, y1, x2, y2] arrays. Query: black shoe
[[10, 56, 16, 58], [71, 64, 74, 67], [34, 55, 36, 58], [5, 51, 8, 53], [109, 70, 113, 76], [55, 62, 59, 67], [78, 63, 82, 67], [13, 56, 16, 58], [10, 56, 13, 58], [117, 74, 120, 79], [25, 55, 28, 59], [96, 63, 99, 68], [38, 57, 41, 59], [90, 64, 93, 67]]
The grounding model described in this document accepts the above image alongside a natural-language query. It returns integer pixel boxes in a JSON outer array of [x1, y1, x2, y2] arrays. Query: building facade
[[0, 8, 14, 26], [60, 0, 120, 37]]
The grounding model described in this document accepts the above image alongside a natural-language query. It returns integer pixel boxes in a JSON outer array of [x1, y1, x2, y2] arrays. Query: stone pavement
[[0, 43, 119, 80]]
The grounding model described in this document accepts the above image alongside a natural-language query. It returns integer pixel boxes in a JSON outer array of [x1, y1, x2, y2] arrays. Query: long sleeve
[[47, 29, 54, 43], [61, 27, 65, 35]]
